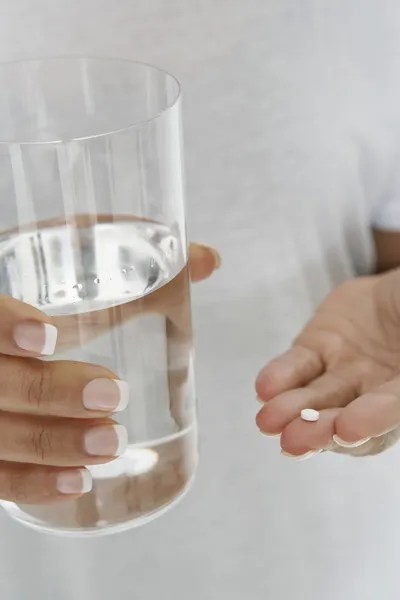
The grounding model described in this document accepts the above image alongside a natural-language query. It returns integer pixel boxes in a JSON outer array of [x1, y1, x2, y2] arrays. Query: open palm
[[256, 271, 400, 458]]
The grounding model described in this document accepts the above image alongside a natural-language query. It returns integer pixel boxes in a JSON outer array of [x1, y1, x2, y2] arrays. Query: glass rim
[[0, 55, 181, 146]]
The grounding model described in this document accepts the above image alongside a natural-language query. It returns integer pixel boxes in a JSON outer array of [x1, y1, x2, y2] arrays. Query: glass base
[[1, 474, 195, 538]]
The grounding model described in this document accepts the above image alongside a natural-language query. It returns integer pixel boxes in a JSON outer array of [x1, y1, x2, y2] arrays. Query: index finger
[[256, 346, 324, 402], [0, 295, 57, 357]]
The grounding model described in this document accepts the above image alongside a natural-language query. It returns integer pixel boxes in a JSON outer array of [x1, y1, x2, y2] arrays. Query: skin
[[256, 229, 400, 459], [0, 242, 220, 504], [3, 226, 400, 501]]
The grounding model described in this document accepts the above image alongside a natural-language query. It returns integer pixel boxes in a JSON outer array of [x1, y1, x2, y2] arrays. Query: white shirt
[[1, 2, 400, 600]]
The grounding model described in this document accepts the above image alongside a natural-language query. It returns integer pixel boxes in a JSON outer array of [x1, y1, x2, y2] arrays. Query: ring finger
[[0, 355, 129, 418], [0, 413, 127, 467]]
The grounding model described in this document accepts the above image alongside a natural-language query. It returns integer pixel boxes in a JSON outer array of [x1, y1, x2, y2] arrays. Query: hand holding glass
[[0, 57, 197, 536]]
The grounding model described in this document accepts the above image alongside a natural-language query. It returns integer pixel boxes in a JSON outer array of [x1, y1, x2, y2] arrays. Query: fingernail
[[211, 249, 221, 269], [259, 429, 280, 437], [83, 379, 130, 412], [85, 425, 128, 456], [256, 396, 266, 404], [14, 321, 58, 356], [57, 469, 92, 495], [332, 435, 371, 448], [281, 450, 320, 461]]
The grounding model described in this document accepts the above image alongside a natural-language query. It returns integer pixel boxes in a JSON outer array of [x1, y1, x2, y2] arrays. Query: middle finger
[[0, 355, 129, 418]]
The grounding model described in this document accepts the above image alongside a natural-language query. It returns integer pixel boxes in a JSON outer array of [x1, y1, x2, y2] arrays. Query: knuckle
[[24, 363, 51, 412], [29, 424, 53, 462], [7, 469, 29, 503]]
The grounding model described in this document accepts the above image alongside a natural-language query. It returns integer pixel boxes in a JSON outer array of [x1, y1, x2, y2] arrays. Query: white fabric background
[[1, 2, 400, 599]]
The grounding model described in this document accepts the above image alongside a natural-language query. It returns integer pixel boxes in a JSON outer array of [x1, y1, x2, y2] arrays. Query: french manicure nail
[[259, 429, 280, 437], [85, 424, 128, 457], [83, 379, 130, 412], [57, 469, 92, 495], [332, 435, 371, 448], [211, 248, 221, 269], [280, 450, 320, 461], [14, 321, 58, 356]]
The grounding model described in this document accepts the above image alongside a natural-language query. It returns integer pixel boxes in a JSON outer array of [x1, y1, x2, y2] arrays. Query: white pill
[[301, 409, 320, 422]]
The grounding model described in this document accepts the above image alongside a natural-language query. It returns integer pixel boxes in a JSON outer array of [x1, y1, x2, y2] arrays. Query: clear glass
[[0, 57, 196, 536]]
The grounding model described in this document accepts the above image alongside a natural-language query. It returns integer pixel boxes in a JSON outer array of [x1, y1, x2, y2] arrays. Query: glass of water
[[0, 57, 196, 536]]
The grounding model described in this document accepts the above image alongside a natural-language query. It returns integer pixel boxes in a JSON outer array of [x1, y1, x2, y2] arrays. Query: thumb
[[188, 243, 221, 283]]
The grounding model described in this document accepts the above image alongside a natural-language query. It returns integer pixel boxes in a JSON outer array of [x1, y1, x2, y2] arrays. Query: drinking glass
[[0, 57, 197, 536]]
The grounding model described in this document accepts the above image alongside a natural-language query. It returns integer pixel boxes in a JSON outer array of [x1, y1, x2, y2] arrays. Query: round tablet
[[301, 408, 320, 422]]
